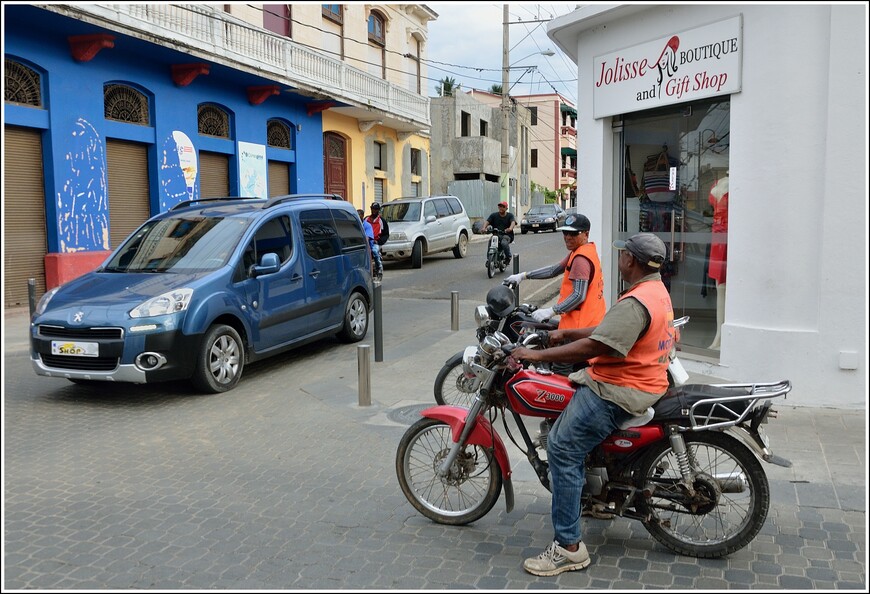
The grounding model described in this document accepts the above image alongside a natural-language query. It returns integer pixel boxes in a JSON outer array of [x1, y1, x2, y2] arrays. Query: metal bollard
[[357, 344, 372, 406], [373, 282, 383, 362], [451, 291, 459, 331], [512, 255, 520, 304], [28, 278, 37, 317]]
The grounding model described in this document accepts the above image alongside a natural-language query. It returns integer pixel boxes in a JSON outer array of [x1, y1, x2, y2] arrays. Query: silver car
[[380, 195, 471, 268]]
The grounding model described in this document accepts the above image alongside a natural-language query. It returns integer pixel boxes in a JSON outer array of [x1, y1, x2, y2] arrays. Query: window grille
[[267, 120, 292, 149], [4, 59, 42, 107], [104, 84, 149, 125], [198, 104, 230, 138]]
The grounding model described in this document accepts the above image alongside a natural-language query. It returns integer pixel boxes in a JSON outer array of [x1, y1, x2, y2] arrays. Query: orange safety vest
[[586, 279, 674, 394], [557, 242, 606, 330]]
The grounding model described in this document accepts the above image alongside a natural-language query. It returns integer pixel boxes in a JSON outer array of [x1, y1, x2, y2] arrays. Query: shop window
[[4, 59, 42, 107], [104, 84, 150, 125]]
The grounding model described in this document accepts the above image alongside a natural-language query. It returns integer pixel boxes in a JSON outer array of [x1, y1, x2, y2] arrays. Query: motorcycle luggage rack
[[682, 380, 791, 431]]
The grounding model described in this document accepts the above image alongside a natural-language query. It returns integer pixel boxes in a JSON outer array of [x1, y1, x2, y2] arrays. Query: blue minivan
[[30, 195, 374, 393]]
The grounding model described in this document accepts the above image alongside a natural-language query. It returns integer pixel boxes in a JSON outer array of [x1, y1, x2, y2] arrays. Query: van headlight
[[130, 288, 193, 318], [34, 285, 61, 316]]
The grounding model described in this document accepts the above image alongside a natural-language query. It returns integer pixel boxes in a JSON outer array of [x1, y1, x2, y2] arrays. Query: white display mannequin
[[707, 176, 729, 350]]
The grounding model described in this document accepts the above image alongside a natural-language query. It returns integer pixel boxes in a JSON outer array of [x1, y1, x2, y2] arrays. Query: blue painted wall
[[4, 5, 325, 254]]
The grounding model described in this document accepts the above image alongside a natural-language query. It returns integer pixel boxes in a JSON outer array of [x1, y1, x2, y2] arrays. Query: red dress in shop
[[708, 179, 729, 284]]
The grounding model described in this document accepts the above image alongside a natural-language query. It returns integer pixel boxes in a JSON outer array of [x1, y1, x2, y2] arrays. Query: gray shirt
[[567, 272, 667, 415]]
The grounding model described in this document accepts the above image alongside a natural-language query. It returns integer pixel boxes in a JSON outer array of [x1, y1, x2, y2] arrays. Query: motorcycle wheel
[[396, 417, 503, 526], [433, 351, 479, 407], [636, 431, 769, 558], [486, 255, 495, 278]]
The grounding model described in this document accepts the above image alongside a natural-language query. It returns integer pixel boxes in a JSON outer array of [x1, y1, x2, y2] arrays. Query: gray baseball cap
[[613, 232, 666, 268]]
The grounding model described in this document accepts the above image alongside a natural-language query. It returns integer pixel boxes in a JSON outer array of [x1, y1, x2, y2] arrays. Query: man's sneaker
[[523, 540, 590, 576]]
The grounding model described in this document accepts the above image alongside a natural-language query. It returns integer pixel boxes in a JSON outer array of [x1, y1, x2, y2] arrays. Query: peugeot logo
[[73, 311, 84, 324]]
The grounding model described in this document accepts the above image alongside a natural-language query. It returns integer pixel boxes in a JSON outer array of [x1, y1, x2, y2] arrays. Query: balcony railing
[[41, 3, 429, 127]]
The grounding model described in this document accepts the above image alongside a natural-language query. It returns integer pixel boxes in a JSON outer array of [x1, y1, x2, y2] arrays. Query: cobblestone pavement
[[3, 301, 867, 590]]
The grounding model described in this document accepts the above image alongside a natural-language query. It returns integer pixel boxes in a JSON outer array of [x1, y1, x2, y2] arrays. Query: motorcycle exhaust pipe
[[714, 471, 748, 493]]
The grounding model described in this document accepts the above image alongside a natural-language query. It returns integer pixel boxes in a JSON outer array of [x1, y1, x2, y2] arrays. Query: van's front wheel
[[192, 324, 244, 393]]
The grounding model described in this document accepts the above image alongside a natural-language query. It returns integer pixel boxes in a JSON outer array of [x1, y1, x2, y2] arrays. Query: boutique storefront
[[548, 5, 866, 407]]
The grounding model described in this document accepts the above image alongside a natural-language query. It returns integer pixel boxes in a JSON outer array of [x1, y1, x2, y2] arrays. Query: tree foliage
[[436, 76, 460, 97]]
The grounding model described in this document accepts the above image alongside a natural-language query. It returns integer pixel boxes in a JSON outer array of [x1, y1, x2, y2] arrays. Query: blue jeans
[[547, 386, 632, 546], [370, 242, 382, 271], [499, 235, 512, 260]]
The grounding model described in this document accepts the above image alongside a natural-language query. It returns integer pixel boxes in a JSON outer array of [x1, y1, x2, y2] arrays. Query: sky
[[425, 3, 580, 104]]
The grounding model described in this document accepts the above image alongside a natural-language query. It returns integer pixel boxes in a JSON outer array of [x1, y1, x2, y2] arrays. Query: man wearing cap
[[481, 201, 517, 263], [364, 202, 390, 274], [505, 213, 605, 330], [512, 232, 675, 577]]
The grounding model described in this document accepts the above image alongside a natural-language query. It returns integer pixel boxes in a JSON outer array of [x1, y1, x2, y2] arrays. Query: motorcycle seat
[[619, 407, 655, 430], [653, 384, 754, 423]]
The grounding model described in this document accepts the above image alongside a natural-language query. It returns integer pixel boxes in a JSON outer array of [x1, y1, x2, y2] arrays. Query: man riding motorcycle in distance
[[505, 213, 606, 329], [481, 201, 517, 263], [511, 232, 674, 577]]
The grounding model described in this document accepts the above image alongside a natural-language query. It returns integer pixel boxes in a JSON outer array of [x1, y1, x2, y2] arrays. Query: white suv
[[380, 195, 472, 268]]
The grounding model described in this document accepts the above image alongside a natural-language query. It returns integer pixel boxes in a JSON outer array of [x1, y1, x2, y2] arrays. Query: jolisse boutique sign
[[593, 16, 742, 118]]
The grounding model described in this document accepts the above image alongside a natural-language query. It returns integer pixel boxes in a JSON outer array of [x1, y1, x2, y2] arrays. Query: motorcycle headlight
[[130, 288, 193, 318], [34, 285, 61, 317], [474, 305, 490, 328]]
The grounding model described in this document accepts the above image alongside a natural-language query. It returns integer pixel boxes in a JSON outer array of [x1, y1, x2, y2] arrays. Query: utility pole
[[500, 4, 510, 208]]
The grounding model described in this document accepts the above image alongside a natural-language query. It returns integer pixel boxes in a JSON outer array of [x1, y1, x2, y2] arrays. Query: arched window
[[104, 83, 150, 125], [368, 11, 385, 45], [197, 104, 230, 138], [367, 10, 387, 79], [4, 58, 42, 107], [267, 119, 292, 149]]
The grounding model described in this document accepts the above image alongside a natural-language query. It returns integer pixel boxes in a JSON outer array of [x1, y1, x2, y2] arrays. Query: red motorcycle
[[396, 331, 792, 558]]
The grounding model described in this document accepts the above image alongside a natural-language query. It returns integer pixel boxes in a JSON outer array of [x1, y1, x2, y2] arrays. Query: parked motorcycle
[[485, 228, 511, 278], [397, 330, 792, 558], [434, 283, 690, 407]]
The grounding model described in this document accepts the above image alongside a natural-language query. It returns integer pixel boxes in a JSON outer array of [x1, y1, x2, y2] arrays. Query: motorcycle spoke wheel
[[637, 431, 769, 558], [486, 257, 495, 278], [433, 354, 479, 407], [396, 418, 502, 526]]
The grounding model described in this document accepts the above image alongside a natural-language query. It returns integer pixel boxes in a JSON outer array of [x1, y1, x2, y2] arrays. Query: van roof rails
[[263, 193, 345, 209], [169, 196, 262, 211]]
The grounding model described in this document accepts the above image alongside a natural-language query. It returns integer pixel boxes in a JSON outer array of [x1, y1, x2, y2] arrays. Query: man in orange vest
[[505, 214, 606, 329], [512, 232, 674, 577]]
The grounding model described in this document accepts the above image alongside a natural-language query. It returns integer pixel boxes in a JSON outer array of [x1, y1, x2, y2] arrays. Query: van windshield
[[103, 216, 250, 273], [382, 202, 421, 222]]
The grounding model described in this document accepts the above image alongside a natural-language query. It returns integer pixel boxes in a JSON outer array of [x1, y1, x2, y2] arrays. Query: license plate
[[532, 223, 539, 228], [51, 340, 99, 357]]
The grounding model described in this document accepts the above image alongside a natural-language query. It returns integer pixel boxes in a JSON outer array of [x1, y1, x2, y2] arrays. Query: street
[[3, 233, 866, 590]]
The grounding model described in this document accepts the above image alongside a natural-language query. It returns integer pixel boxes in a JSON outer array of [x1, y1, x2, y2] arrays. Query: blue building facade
[[4, 4, 328, 304]]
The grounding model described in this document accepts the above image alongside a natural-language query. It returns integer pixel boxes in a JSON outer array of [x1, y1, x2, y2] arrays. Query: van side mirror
[[252, 252, 280, 276]]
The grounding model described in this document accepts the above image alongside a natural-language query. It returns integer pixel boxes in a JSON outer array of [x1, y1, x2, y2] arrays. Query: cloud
[[426, 3, 578, 101]]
